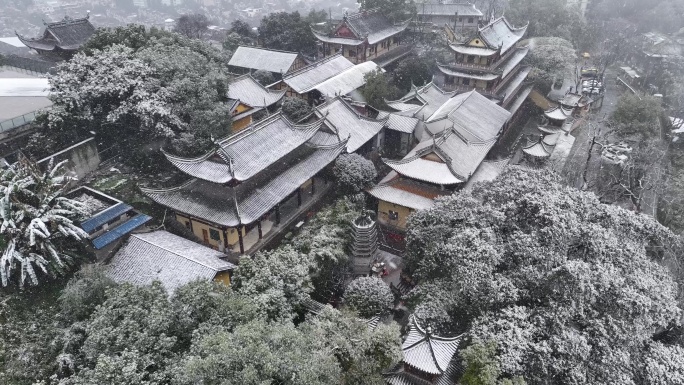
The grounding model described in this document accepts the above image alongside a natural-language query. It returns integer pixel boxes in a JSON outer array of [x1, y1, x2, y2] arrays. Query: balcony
[[438, 83, 500, 99]]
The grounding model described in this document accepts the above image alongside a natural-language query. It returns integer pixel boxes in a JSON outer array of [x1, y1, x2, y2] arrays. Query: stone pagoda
[[349, 210, 380, 276]]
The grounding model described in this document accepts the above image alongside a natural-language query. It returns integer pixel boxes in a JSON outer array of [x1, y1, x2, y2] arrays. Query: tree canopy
[[611, 94, 663, 139], [525, 37, 576, 94], [333, 153, 378, 194], [405, 166, 684, 384], [361, 70, 401, 109], [343, 276, 394, 317], [258, 12, 317, 54], [357, 0, 415, 23], [36, 25, 232, 171]]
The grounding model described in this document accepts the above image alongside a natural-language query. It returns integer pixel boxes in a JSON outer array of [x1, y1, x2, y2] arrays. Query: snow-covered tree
[[0, 158, 88, 287], [333, 153, 377, 194], [344, 276, 394, 317], [302, 306, 402, 384], [281, 96, 312, 122], [525, 37, 576, 94], [405, 166, 684, 384], [232, 246, 313, 321], [252, 69, 275, 86]]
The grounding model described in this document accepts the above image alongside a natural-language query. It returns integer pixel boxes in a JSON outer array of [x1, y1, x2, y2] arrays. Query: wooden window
[[209, 228, 221, 241], [389, 210, 399, 220], [467, 55, 475, 63], [468, 17, 474, 23], [202, 229, 209, 244], [184, 221, 191, 229], [463, 78, 470, 86]]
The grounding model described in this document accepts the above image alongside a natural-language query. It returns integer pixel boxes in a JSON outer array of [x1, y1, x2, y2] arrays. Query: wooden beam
[[238, 226, 244, 254], [297, 188, 302, 207], [257, 221, 263, 239], [275, 204, 281, 225], [311, 178, 315, 195]]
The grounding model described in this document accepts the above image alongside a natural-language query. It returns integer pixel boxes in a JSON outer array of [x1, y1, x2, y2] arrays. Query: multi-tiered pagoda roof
[[16, 15, 95, 57], [143, 113, 346, 227]]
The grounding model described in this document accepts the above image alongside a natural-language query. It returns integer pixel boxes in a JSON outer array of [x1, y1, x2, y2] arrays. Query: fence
[[0, 109, 48, 133]]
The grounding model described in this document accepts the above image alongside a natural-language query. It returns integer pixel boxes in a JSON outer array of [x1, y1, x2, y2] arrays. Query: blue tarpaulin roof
[[81, 202, 132, 233], [92, 214, 152, 250]]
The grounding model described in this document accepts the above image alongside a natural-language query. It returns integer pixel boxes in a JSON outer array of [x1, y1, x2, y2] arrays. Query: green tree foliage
[[362, 70, 401, 109], [405, 167, 684, 384], [222, 32, 250, 52], [305, 9, 329, 24], [611, 94, 663, 139], [343, 276, 394, 317], [41, 26, 232, 169], [229, 19, 254, 37], [58, 265, 115, 322], [507, 0, 585, 42], [301, 307, 402, 384], [259, 12, 317, 54], [252, 69, 276, 85], [390, 56, 433, 92], [461, 341, 526, 385], [282, 96, 313, 122], [0, 159, 88, 287], [175, 320, 341, 385], [525, 37, 576, 94], [289, 197, 361, 301], [333, 153, 378, 194], [358, 0, 416, 22], [232, 246, 313, 321], [174, 14, 209, 39]]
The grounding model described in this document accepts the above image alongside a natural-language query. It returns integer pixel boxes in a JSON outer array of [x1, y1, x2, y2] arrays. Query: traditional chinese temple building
[[274, 54, 379, 103], [312, 9, 411, 64], [142, 113, 346, 254], [369, 90, 510, 233], [16, 15, 95, 60], [415, 2, 483, 32], [314, 97, 387, 154], [385, 315, 463, 385], [227, 74, 286, 131], [437, 16, 531, 113]]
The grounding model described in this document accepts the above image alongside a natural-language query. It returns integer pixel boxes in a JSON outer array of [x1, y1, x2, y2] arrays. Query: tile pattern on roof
[[164, 113, 324, 183], [16, 15, 95, 51], [478, 16, 528, 54], [314, 61, 380, 98], [385, 82, 456, 120], [416, 2, 483, 16], [544, 105, 573, 121], [282, 54, 355, 93], [143, 140, 346, 227], [104, 230, 235, 295], [402, 315, 462, 375], [377, 111, 419, 134], [316, 97, 385, 152], [367, 182, 437, 210], [80, 202, 132, 233], [227, 75, 286, 108], [228, 46, 300, 73], [313, 9, 410, 45]]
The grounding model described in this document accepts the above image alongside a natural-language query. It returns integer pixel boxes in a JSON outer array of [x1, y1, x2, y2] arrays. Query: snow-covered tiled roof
[[478, 17, 528, 54], [377, 111, 419, 134], [385, 156, 463, 185], [144, 140, 347, 227], [163, 113, 324, 183], [104, 230, 235, 295], [402, 315, 462, 375], [282, 54, 355, 94], [436, 65, 500, 81], [17, 15, 95, 51], [386, 82, 456, 120], [368, 181, 438, 210], [345, 9, 410, 45], [416, 2, 483, 16], [463, 158, 510, 190], [447, 44, 498, 56], [311, 29, 365, 46], [228, 46, 300, 73], [0, 78, 49, 97], [498, 47, 529, 78], [227, 75, 286, 108], [544, 105, 573, 121], [427, 90, 511, 141], [523, 135, 555, 158], [316, 97, 385, 152], [314, 61, 380, 98]]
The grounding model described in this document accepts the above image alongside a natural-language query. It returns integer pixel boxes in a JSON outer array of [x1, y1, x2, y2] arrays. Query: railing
[[439, 83, 499, 98], [0, 109, 49, 133]]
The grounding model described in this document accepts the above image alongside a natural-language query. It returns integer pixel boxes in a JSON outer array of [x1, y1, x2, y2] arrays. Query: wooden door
[[202, 229, 209, 244]]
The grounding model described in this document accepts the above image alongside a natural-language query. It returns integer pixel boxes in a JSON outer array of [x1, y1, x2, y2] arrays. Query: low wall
[[37, 137, 100, 180]]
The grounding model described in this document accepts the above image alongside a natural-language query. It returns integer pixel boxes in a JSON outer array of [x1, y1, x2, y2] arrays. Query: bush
[[58, 265, 116, 323], [281, 97, 312, 122], [332, 154, 377, 194], [252, 70, 275, 86], [343, 276, 394, 317]]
